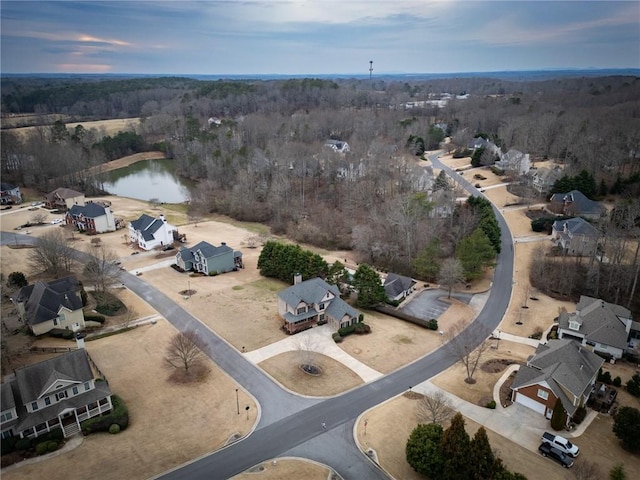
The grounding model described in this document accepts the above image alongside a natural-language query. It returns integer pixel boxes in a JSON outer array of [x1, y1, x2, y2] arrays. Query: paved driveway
[[400, 289, 474, 321]]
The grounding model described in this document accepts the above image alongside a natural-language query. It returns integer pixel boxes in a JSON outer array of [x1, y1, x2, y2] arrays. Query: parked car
[[541, 432, 580, 457], [51, 218, 63, 225], [538, 443, 574, 468]]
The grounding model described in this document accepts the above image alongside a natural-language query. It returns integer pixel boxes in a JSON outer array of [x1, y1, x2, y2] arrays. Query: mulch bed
[[481, 358, 516, 373]]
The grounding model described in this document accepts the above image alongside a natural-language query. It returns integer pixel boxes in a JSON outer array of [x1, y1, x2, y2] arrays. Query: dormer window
[[319, 303, 325, 310], [569, 319, 581, 331], [296, 306, 307, 315]]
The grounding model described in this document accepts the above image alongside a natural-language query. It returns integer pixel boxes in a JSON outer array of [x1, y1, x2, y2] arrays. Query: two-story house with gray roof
[[175, 240, 242, 274], [1, 349, 112, 440], [549, 190, 606, 220], [1, 383, 18, 439], [13, 276, 85, 336], [552, 217, 600, 256], [0, 182, 22, 204], [277, 275, 360, 334], [495, 148, 531, 175], [557, 296, 634, 360], [44, 187, 85, 211], [128, 214, 176, 250], [511, 339, 603, 425], [66, 201, 116, 233]]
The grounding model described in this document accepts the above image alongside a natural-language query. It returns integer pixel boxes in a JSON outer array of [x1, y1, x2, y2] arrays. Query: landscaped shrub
[[485, 400, 496, 409], [208, 270, 218, 276], [573, 406, 587, 424], [426, 319, 438, 330], [109, 424, 121, 434], [613, 376, 622, 387], [36, 428, 63, 443], [84, 314, 106, 324], [599, 370, 613, 385], [35, 441, 50, 456], [332, 332, 342, 343], [1, 437, 18, 456], [49, 328, 74, 339], [81, 395, 129, 434], [626, 374, 640, 397], [94, 291, 126, 316], [529, 327, 543, 340], [386, 298, 400, 307], [14, 437, 31, 452], [338, 322, 371, 337]]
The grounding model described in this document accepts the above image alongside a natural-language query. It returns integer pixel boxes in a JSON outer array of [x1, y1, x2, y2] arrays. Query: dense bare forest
[[2, 74, 639, 311]]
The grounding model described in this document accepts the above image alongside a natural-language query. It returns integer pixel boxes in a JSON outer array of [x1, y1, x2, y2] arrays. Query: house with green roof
[[277, 275, 359, 334], [175, 241, 242, 275]]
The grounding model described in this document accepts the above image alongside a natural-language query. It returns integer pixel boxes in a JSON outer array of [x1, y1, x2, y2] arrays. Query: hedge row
[[375, 305, 438, 330], [81, 394, 129, 434], [337, 322, 371, 337], [84, 314, 106, 324], [1, 428, 63, 455]]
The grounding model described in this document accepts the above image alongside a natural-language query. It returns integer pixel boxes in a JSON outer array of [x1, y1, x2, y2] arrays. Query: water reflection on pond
[[100, 159, 195, 203]]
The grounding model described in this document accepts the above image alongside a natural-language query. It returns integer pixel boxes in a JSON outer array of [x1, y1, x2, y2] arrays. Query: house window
[[84, 381, 90, 391], [31, 402, 39, 411], [319, 303, 325, 310], [72, 386, 79, 395], [0, 411, 13, 422], [45, 397, 51, 406], [296, 307, 306, 315], [53, 318, 58, 326], [537, 389, 549, 400], [55, 391, 68, 401], [319, 314, 325, 321], [1, 431, 12, 440]]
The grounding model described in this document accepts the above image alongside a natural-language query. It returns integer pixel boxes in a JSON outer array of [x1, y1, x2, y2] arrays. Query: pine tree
[[470, 427, 498, 480], [440, 413, 473, 480], [550, 398, 566, 431], [405, 423, 444, 477]]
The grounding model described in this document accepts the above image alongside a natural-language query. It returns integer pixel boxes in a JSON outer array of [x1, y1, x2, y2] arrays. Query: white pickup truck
[[541, 432, 580, 457]]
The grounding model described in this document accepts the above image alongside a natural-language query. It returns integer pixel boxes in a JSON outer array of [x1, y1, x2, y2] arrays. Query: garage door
[[514, 392, 546, 415]]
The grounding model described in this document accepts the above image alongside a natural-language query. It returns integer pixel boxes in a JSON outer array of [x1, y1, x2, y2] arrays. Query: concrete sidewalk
[[244, 325, 383, 383]]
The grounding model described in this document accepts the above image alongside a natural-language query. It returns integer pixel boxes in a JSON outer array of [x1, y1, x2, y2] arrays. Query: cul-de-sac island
[[1, 72, 639, 480]]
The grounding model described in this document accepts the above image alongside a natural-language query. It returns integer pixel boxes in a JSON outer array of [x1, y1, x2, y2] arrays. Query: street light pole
[[235, 389, 239, 415]]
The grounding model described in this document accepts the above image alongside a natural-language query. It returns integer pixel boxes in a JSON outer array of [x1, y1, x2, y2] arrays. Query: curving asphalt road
[[0, 151, 515, 480]]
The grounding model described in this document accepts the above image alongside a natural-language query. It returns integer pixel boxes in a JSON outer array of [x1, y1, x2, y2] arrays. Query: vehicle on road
[[541, 432, 580, 457], [51, 218, 63, 225], [538, 443, 574, 468]]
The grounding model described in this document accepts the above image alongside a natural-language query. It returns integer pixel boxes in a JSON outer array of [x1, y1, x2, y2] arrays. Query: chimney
[[294, 273, 302, 285], [580, 364, 584, 371], [75, 332, 85, 350], [221, 242, 226, 246]]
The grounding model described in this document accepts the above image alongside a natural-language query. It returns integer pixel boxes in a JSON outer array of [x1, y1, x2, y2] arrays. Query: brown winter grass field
[[1, 152, 637, 479]]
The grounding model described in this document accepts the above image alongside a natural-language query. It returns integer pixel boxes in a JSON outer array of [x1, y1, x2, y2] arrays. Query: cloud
[[56, 63, 113, 73]]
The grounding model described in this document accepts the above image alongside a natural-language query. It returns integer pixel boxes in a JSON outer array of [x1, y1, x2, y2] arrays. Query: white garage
[[513, 392, 546, 415]]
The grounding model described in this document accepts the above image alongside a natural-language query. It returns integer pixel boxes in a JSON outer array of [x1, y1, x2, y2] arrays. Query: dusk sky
[[1, 0, 639, 75]]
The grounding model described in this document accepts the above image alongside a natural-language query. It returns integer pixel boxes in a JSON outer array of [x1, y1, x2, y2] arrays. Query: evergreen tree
[[456, 228, 495, 280], [434, 170, 451, 191], [414, 238, 442, 281], [470, 427, 498, 480], [326, 261, 350, 294], [550, 398, 566, 431], [613, 406, 640, 452], [352, 264, 387, 308], [405, 423, 444, 477], [609, 463, 627, 480], [440, 413, 473, 480]]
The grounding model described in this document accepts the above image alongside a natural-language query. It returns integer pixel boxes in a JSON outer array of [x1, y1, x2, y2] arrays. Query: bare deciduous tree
[[30, 211, 48, 224], [295, 334, 321, 369], [415, 390, 454, 425], [28, 229, 75, 277], [445, 321, 492, 384], [567, 460, 602, 480], [438, 258, 465, 298], [166, 330, 205, 372], [84, 243, 120, 293]]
